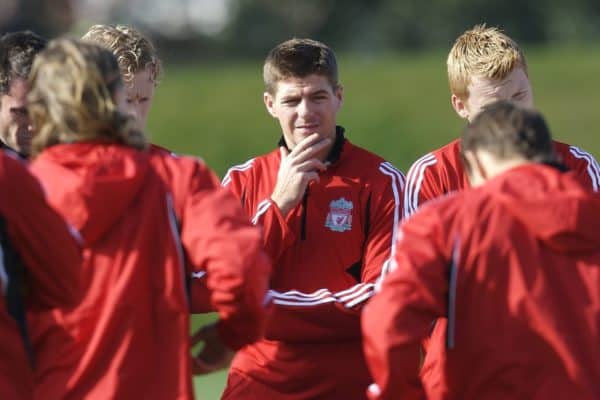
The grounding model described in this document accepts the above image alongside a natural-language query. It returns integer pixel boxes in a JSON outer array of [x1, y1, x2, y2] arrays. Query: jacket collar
[[277, 125, 346, 164]]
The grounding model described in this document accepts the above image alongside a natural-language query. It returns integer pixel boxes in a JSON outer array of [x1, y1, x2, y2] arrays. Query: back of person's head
[[82, 24, 161, 86], [0, 30, 47, 95], [27, 38, 147, 156], [263, 38, 338, 94], [461, 100, 556, 166], [448, 24, 527, 100]]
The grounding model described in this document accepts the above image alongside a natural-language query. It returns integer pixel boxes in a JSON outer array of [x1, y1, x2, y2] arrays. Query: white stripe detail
[[221, 158, 255, 187], [251, 199, 272, 225], [377, 162, 405, 280], [404, 154, 437, 217], [447, 238, 460, 349], [269, 283, 376, 308], [569, 146, 600, 192], [0, 245, 8, 293], [367, 384, 382, 397], [165, 194, 188, 302], [191, 271, 206, 279], [67, 225, 84, 245]]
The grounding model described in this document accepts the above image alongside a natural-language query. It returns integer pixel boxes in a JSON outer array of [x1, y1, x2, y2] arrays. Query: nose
[[297, 98, 313, 118]]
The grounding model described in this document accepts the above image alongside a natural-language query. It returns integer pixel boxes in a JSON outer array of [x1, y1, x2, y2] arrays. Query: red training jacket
[[404, 138, 600, 217], [363, 164, 600, 400], [222, 129, 404, 399], [403, 138, 600, 390], [0, 150, 81, 400], [28, 143, 269, 400]]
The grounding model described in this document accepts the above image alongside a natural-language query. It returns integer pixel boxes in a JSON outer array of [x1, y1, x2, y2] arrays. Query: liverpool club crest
[[325, 197, 353, 232]]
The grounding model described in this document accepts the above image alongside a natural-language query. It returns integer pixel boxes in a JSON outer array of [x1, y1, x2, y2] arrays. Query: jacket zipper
[[301, 188, 309, 240]]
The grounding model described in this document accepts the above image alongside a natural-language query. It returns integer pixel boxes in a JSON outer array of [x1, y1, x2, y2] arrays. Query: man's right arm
[[362, 204, 450, 400], [182, 161, 271, 350]]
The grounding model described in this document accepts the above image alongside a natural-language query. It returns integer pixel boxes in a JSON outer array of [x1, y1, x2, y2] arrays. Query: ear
[[335, 84, 344, 108], [263, 91, 278, 118], [451, 94, 470, 120]]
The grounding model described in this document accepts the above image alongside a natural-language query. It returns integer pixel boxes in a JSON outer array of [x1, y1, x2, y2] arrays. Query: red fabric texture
[[28, 143, 269, 400], [363, 164, 600, 400]]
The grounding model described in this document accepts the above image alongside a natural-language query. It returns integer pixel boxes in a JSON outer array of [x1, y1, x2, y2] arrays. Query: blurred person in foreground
[[26, 38, 270, 399], [402, 24, 600, 392], [221, 38, 405, 399], [0, 30, 46, 157], [363, 100, 600, 400], [0, 140, 81, 400]]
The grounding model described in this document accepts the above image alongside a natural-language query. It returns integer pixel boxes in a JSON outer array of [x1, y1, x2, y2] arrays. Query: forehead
[[273, 74, 334, 97], [468, 67, 530, 97], [125, 67, 155, 95]]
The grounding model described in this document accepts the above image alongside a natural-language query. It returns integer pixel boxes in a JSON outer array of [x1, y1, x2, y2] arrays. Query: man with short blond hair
[[404, 24, 599, 218], [402, 23, 600, 396], [82, 24, 161, 131]]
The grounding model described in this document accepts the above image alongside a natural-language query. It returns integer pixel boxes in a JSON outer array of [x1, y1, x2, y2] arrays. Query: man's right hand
[[271, 133, 331, 216]]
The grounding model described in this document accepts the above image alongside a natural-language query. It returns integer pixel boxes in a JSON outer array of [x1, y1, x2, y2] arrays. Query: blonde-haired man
[[82, 25, 161, 130], [402, 24, 600, 395], [404, 24, 599, 217]]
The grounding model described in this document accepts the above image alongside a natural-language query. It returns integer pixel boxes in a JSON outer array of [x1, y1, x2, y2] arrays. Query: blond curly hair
[[82, 24, 161, 86], [27, 38, 147, 156], [447, 24, 528, 100]]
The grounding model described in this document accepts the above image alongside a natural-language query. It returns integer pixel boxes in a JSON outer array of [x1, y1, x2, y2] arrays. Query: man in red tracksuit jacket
[[26, 39, 270, 400], [221, 38, 405, 399], [363, 101, 600, 400], [0, 150, 81, 400], [404, 25, 599, 218], [402, 25, 600, 392]]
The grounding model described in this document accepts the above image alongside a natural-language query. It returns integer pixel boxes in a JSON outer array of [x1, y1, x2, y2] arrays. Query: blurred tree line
[[2, 0, 599, 60]]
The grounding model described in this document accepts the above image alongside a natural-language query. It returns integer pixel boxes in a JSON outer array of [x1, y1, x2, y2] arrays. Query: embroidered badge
[[325, 197, 353, 232]]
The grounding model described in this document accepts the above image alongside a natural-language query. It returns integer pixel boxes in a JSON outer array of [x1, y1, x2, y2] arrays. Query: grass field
[[147, 46, 600, 399]]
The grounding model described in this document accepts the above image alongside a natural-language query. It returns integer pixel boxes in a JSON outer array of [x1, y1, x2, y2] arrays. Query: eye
[[10, 108, 28, 117]]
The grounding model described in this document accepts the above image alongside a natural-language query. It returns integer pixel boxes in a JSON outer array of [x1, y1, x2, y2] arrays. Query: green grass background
[[148, 46, 600, 399]]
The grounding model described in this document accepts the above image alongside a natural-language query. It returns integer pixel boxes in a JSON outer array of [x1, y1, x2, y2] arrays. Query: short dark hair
[[461, 100, 557, 167], [0, 30, 47, 95], [263, 38, 338, 94]]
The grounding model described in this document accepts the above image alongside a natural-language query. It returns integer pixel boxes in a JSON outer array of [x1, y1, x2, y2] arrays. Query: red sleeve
[[362, 203, 449, 400], [181, 162, 271, 350], [560, 145, 600, 192], [0, 153, 82, 309], [403, 154, 443, 218], [222, 163, 296, 261]]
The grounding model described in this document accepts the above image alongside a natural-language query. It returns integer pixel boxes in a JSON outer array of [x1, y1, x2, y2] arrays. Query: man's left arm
[[350, 162, 405, 311], [564, 145, 600, 192]]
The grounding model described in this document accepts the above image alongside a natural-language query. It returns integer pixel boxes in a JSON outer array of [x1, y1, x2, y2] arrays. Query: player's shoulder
[[148, 144, 218, 185], [343, 141, 405, 182], [553, 139, 598, 163], [406, 139, 462, 180], [222, 148, 279, 186], [0, 149, 32, 190]]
